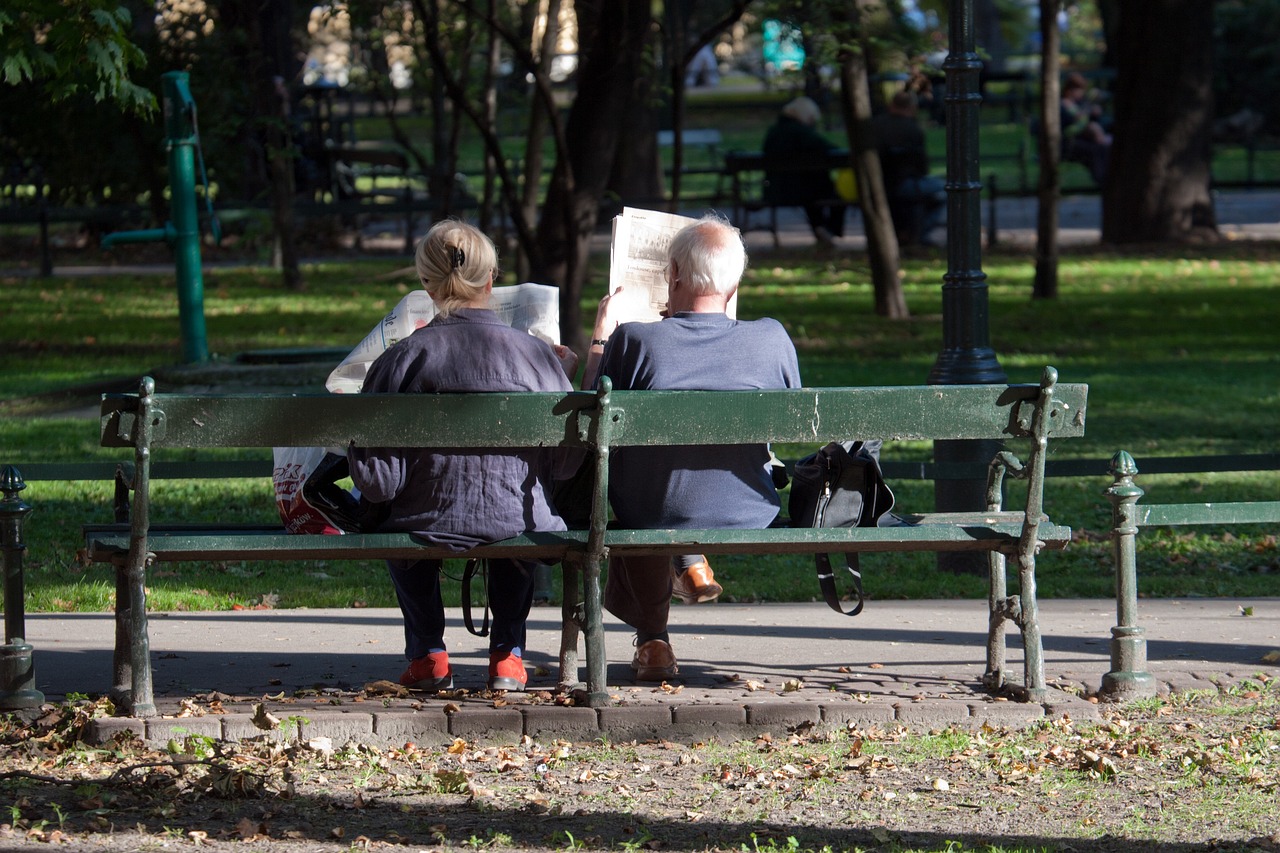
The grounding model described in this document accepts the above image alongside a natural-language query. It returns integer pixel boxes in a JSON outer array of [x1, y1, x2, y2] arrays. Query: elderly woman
[[349, 220, 579, 692]]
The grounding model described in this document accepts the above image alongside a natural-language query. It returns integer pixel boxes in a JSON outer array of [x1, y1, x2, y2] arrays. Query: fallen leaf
[[782, 678, 804, 692], [365, 680, 409, 697], [188, 830, 208, 845], [1262, 650, 1280, 663], [251, 703, 280, 731]]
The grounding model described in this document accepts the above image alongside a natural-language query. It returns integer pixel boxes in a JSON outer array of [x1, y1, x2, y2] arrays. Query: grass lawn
[[1, 240, 1277, 612]]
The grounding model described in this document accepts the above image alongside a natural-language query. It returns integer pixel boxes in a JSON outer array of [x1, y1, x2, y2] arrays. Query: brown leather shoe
[[671, 559, 723, 604], [631, 639, 678, 682]]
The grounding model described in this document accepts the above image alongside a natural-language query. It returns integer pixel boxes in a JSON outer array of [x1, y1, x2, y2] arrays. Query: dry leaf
[[782, 678, 804, 692], [1262, 650, 1280, 663], [364, 680, 408, 697], [251, 703, 280, 731]]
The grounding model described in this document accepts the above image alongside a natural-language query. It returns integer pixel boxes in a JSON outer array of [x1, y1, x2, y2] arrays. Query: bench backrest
[[601, 382, 1087, 446], [101, 370, 1085, 544], [101, 384, 597, 450], [102, 377, 1087, 452]]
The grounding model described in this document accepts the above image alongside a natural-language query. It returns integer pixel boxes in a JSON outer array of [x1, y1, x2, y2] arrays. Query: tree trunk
[[1102, 1, 1217, 244], [1032, 0, 1061, 300], [534, 0, 652, 350], [838, 44, 908, 320], [223, 0, 303, 290], [516, 0, 562, 278]]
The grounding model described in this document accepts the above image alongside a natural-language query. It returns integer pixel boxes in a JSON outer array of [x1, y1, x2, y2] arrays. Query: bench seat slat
[[83, 515, 1070, 562]]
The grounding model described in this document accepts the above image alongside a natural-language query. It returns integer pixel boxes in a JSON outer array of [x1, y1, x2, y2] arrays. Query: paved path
[[3, 189, 1277, 280], [20, 598, 1279, 746]]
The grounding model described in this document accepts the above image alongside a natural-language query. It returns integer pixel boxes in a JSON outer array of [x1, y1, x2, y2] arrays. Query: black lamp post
[[930, 0, 1007, 572]]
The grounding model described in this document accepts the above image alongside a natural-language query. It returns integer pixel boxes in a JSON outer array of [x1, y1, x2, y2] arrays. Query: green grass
[[2, 241, 1278, 612]]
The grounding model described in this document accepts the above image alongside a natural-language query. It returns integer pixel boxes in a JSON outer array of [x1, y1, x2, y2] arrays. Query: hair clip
[[447, 245, 465, 270]]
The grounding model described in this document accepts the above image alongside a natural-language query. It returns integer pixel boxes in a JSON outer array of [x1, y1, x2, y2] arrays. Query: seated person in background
[[1060, 72, 1112, 185], [582, 215, 801, 682], [871, 91, 946, 246], [349, 220, 580, 694], [762, 96, 847, 247]]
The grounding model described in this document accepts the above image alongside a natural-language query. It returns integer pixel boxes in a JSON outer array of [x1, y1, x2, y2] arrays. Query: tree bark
[[1102, 1, 1217, 244], [534, 0, 652, 350], [1032, 0, 1061, 300], [837, 40, 908, 320], [222, 0, 303, 290]]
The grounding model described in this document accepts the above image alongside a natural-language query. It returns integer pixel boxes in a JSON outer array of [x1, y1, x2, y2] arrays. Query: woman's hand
[[552, 344, 580, 381]]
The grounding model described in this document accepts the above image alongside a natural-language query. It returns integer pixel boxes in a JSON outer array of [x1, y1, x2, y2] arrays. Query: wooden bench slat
[[101, 390, 598, 450], [83, 516, 1071, 562], [1137, 501, 1280, 527], [603, 384, 1087, 445]]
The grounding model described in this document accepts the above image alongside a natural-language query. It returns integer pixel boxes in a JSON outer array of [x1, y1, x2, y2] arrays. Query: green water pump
[[102, 71, 213, 364]]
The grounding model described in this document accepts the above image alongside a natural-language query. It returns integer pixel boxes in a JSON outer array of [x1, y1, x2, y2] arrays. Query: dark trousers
[[803, 201, 848, 238], [388, 558, 535, 658], [604, 554, 672, 637]]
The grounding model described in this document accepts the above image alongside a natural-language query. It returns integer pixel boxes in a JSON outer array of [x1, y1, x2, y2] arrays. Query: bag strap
[[462, 559, 491, 637], [816, 552, 864, 616]]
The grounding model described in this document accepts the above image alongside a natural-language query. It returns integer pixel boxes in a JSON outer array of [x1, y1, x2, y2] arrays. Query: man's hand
[[593, 287, 656, 339]]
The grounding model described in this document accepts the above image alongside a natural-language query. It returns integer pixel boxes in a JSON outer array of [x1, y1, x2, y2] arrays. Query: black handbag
[[788, 440, 898, 615]]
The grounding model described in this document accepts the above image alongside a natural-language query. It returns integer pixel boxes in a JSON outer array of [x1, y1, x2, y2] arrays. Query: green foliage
[[0, 0, 153, 114]]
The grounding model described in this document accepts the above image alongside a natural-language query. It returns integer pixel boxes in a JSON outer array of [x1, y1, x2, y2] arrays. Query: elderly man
[[582, 215, 801, 681]]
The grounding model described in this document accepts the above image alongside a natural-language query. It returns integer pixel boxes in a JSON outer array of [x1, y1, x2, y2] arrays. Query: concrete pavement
[[19, 597, 1280, 746]]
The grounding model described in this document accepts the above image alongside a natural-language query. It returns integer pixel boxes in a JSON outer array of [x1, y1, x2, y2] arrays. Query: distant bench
[[68, 368, 1086, 716], [722, 149, 856, 247]]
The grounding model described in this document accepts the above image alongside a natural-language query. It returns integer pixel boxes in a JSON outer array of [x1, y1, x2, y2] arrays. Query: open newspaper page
[[325, 282, 561, 394], [608, 207, 737, 324]]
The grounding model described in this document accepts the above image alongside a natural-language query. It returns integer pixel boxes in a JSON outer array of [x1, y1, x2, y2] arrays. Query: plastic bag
[[272, 447, 362, 534]]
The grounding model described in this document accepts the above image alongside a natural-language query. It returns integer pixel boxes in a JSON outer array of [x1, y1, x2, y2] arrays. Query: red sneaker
[[399, 651, 452, 690], [488, 651, 527, 691]]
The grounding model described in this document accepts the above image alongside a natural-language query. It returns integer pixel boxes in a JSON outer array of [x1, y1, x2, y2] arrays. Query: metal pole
[[162, 72, 210, 364], [1100, 451, 1157, 700], [930, 0, 1006, 573], [1, 466, 45, 710]]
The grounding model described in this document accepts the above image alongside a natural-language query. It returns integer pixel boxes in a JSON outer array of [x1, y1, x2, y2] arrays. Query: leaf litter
[[0, 678, 1278, 852]]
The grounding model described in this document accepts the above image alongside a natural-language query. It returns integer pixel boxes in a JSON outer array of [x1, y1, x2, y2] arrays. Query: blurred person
[[762, 96, 848, 247]]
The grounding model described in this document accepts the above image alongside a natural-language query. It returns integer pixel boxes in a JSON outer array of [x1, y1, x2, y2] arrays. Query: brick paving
[[18, 599, 1280, 746]]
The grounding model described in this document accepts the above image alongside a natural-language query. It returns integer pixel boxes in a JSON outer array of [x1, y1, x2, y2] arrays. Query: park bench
[[722, 149, 857, 246], [76, 367, 1086, 717]]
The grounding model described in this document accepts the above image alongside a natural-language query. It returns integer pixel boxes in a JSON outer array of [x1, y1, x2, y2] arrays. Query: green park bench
[[66, 367, 1086, 717]]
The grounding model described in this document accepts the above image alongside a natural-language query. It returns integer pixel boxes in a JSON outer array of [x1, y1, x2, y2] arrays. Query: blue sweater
[[597, 311, 801, 529], [349, 308, 577, 550]]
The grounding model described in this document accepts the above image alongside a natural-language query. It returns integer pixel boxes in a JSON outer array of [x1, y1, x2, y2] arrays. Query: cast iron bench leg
[[558, 555, 583, 693]]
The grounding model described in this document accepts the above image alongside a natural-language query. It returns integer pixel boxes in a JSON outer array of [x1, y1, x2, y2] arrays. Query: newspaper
[[608, 206, 736, 323], [325, 282, 561, 394]]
